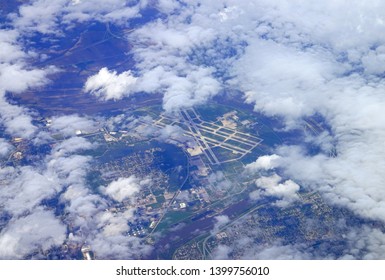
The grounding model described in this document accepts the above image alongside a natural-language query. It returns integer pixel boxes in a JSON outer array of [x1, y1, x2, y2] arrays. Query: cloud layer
[[2, 0, 385, 260]]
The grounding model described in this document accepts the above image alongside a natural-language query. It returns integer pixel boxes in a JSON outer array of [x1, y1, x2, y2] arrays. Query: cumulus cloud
[[0, 125, 97, 259], [155, 0, 181, 13], [0, 63, 54, 139], [61, 179, 152, 259], [0, 30, 55, 139], [102, 176, 143, 203], [245, 154, 281, 172], [0, 30, 26, 63], [0, 136, 94, 218], [51, 137, 94, 157], [342, 226, 385, 260], [0, 139, 13, 158], [0, 0, 158, 261], [0, 64, 54, 94], [211, 215, 230, 235], [10, 0, 146, 34], [212, 245, 232, 260], [0, 209, 66, 259], [96, 210, 133, 237], [84, 65, 221, 111], [90, 234, 152, 260], [84, 68, 138, 101], [0, 167, 59, 216], [251, 174, 300, 207], [49, 114, 98, 137], [241, 242, 312, 260], [0, 96, 37, 138], [161, 67, 221, 112], [126, 11, 221, 111]]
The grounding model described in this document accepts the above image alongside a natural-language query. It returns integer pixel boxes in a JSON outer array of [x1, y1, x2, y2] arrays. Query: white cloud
[[212, 245, 232, 260], [84, 68, 138, 101], [0, 30, 25, 63], [0, 139, 13, 158], [156, 0, 181, 13], [60, 182, 153, 259], [61, 185, 106, 228], [10, 0, 68, 34], [51, 137, 94, 157], [0, 96, 37, 138], [161, 67, 221, 112], [0, 209, 66, 259], [0, 136, 94, 218], [63, 0, 144, 24], [252, 174, 300, 207], [342, 226, 385, 260], [10, 0, 146, 34], [3, 0, 385, 260], [127, 13, 221, 111], [50, 114, 98, 137], [102, 176, 143, 203], [233, 39, 342, 125], [0, 64, 52, 94], [245, 154, 281, 172], [1, 167, 58, 216], [90, 234, 152, 259], [156, 124, 186, 143], [241, 242, 312, 260], [96, 210, 133, 237]]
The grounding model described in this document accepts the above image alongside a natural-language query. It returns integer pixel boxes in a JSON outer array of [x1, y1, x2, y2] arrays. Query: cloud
[[3, 0, 385, 260], [61, 185, 106, 228], [211, 215, 230, 235], [10, 0, 146, 34], [60, 178, 153, 259], [51, 136, 94, 157], [96, 210, 133, 237], [0, 30, 55, 140], [342, 226, 385, 260], [84, 68, 138, 101], [205, 0, 385, 225], [0, 52, 55, 95], [0, 208, 66, 259], [0, 96, 37, 138], [161, 67, 221, 112], [49, 114, 98, 137], [102, 176, 144, 203], [252, 174, 300, 207], [126, 13, 221, 111], [89, 234, 152, 260], [0, 136, 94, 219], [84, 65, 221, 112], [232, 38, 342, 125], [241, 242, 312, 260], [0, 30, 26, 63], [0, 62, 54, 138], [212, 245, 232, 260], [155, 0, 181, 13], [10, 0, 68, 34], [245, 154, 281, 172], [0, 139, 13, 158], [0, 167, 59, 216]]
